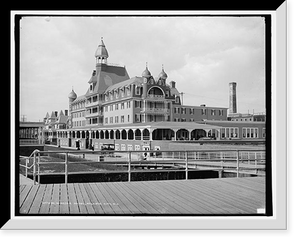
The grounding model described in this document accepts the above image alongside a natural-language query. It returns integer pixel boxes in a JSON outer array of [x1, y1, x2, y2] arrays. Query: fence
[[19, 149, 266, 185], [19, 139, 43, 145]]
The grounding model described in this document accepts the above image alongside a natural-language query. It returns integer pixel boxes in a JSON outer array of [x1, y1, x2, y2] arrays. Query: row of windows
[[232, 118, 253, 122], [217, 127, 264, 138], [72, 111, 85, 118], [173, 107, 225, 116], [104, 101, 131, 112], [71, 101, 85, 111], [105, 115, 130, 124], [174, 118, 194, 122], [72, 120, 86, 127], [104, 86, 141, 102]]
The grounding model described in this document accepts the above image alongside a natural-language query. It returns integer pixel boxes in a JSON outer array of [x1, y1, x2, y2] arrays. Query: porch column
[[132, 129, 136, 140], [188, 129, 193, 140], [204, 129, 211, 138], [173, 129, 178, 141], [217, 129, 221, 140], [126, 129, 129, 140]]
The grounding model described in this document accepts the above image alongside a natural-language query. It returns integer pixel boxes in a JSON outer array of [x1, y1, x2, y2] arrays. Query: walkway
[[19, 177, 265, 215], [20, 174, 35, 185]]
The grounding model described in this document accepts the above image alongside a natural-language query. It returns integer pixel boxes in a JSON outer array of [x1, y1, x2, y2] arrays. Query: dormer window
[[135, 86, 141, 95], [166, 90, 169, 97], [89, 85, 93, 92], [126, 86, 131, 96]]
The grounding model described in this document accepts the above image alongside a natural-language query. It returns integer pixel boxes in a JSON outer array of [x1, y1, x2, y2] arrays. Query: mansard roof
[[104, 76, 143, 93], [86, 64, 130, 96]]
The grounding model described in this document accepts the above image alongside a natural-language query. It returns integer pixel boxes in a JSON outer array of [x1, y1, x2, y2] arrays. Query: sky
[[19, 15, 266, 122]]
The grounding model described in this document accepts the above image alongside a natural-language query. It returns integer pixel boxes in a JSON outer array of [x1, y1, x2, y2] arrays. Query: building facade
[[55, 39, 264, 151]]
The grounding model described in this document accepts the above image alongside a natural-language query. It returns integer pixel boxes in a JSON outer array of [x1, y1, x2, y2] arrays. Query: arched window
[[115, 130, 120, 140], [121, 130, 127, 140], [135, 129, 141, 140], [147, 86, 165, 98], [100, 130, 104, 139], [128, 129, 134, 140], [105, 130, 109, 139], [142, 129, 150, 140], [109, 130, 114, 139]]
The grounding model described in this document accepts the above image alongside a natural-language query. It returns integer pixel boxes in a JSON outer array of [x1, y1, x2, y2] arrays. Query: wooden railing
[[19, 149, 266, 185], [19, 139, 42, 145]]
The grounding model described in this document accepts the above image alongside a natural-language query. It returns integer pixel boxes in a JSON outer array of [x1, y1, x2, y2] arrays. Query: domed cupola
[[95, 37, 109, 64], [158, 65, 168, 80], [142, 63, 151, 78], [68, 88, 77, 102]]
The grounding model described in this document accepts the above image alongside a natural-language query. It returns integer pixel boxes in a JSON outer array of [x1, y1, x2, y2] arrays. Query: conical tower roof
[[142, 63, 151, 78], [158, 65, 168, 79], [68, 88, 77, 100], [95, 37, 109, 59]]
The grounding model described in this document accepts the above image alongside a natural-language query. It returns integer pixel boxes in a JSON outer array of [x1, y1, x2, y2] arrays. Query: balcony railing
[[85, 100, 101, 108], [141, 108, 169, 114], [85, 111, 103, 118], [147, 94, 165, 100]]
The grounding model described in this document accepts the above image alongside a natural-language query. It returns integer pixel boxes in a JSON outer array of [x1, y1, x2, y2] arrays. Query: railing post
[[255, 152, 258, 174], [37, 152, 41, 184], [128, 151, 131, 182], [236, 150, 240, 178], [33, 151, 37, 185], [220, 151, 224, 169], [248, 152, 250, 165], [65, 152, 68, 184], [185, 151, 188, 180], [25, 158, 29, 178]]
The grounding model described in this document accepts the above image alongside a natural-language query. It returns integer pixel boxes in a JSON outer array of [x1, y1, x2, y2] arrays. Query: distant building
[[43, 110, 69, 144], [19, 121, 44, 144]]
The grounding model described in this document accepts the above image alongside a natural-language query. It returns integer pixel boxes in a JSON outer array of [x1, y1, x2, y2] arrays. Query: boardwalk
[[19, 177, 265, 215]]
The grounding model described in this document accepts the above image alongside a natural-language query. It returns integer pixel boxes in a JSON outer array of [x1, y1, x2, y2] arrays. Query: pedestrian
[[76, 139, 80, 150]]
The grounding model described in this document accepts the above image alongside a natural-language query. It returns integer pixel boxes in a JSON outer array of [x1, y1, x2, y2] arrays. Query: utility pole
[[21, 114, 27, 122]]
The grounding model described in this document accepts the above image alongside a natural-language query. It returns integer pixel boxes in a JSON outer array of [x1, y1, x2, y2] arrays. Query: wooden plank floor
[[19, 177, 265, 215]]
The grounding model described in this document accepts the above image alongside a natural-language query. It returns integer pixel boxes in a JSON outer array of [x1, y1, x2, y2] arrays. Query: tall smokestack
[[229, 82, 237, 114]]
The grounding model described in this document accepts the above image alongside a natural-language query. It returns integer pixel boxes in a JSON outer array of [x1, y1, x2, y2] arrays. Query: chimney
[[170, 81, 176, 88], [65, 110, 68, 116], [54, 111, 58, 117], [229, 82, 237, 114]]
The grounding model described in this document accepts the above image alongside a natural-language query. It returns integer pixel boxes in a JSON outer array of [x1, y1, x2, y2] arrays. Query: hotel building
[[56, 39, 264, 151]]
